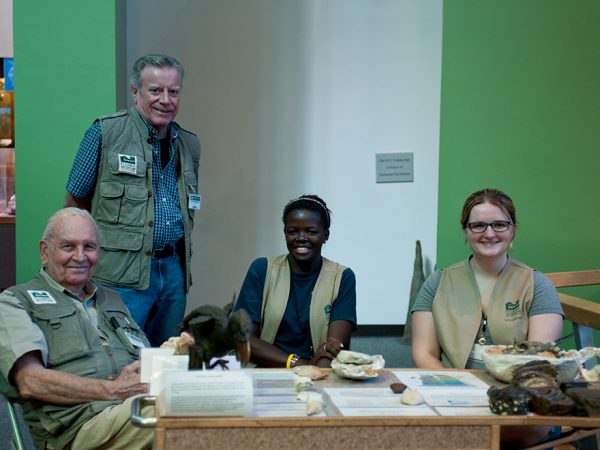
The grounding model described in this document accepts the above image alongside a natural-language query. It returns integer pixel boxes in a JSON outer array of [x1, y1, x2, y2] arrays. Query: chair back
[[0, 393, 35, 450]]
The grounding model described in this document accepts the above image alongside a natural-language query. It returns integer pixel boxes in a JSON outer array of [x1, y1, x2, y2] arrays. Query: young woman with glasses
[[410, 188, 564, 446], [411, 187, 564, 369]]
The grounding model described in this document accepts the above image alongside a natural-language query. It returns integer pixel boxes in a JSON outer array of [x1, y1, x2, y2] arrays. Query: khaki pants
[[69, 396, 154, 450]]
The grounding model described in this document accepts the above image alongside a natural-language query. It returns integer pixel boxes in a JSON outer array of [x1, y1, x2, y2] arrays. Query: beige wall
[[126, 0, 443, 324]]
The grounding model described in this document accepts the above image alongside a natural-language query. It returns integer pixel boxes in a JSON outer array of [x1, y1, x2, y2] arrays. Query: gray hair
[[130, 54, 184, 89], [43, 208, 99, 242]]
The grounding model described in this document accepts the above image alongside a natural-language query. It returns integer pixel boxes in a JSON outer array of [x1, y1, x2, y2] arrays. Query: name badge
[[118, 154, 138, 175], [188, 194, 201, 210], [124, 330, 146, 348], [27, 290, 57, 304]]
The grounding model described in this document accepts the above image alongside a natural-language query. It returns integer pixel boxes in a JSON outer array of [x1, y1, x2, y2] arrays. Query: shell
[[400, 389, 424, 405], [293, 365, 328, 380], [482, 345, 581, 383], [335, 350, 377, 365], [580, 365, 600, 382], [306, 401, 323, 416], [293, 375, 314, 392], [296, 391, 324, 416], [331, 352, 385, 380]]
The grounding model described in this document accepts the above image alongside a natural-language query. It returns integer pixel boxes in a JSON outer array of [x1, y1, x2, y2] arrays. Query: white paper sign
[[157, 370, 254, 417], [392, 370, 491, 408], [149, 354, 190, 395]]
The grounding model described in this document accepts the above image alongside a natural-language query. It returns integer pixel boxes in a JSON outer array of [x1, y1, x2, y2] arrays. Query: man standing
[[0, 208, 152, 449], [66, 54, 201, 346]]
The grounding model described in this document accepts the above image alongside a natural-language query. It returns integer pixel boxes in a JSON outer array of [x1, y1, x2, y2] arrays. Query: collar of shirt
[[39, 268, 98, 302], [39, 268, 100, 327], [135, 109, 179, 141]]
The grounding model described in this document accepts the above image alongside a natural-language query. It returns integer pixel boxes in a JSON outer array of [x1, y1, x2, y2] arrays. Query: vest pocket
[[120, 184, 149, 226], [96, 182, 148, 227], [96, 182, 124, 224], [104, 309, 149, 355], [32, 306, 92, 367], [96, 229, 144, 286]]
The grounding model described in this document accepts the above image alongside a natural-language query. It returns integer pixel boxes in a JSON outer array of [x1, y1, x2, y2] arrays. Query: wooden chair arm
[[547, 270, 600, 288], [559, 292, 600, 330]]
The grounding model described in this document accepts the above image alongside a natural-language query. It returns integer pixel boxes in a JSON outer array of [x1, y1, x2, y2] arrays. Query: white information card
[[157, 370, 254, 417]]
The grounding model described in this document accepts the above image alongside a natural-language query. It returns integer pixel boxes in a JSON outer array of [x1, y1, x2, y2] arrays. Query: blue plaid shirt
[[67, 111, 184, 250]]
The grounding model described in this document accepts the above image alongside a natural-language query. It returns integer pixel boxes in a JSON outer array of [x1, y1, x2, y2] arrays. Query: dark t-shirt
[[234, 257, 357, 360]]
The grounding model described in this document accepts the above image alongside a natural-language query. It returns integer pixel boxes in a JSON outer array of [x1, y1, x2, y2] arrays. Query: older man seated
[[0, 208, 153, 450]]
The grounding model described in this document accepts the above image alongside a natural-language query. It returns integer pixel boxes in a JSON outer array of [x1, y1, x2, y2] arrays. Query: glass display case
[[0, 56, 15, 291], [0, 146, 14, 216], [0, 61, 15, 217]]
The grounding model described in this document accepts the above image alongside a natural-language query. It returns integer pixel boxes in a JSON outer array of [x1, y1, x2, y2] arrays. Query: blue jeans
[[110, 254, 186, 347]]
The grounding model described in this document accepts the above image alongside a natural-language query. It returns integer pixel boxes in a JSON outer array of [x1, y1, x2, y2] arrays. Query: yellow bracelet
[[286, 353, 294, 369]]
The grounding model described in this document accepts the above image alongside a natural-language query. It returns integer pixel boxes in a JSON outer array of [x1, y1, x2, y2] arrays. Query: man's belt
[[152, 244, 178, 259]]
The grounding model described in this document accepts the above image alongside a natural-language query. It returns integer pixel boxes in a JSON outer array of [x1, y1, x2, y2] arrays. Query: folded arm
[[249, 319, 353, 368]]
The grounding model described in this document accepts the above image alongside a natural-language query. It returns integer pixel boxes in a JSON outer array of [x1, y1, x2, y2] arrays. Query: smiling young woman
[[411, 188, 563, 370], [234, 194, 357, 368], [410, 188, 565, 448]]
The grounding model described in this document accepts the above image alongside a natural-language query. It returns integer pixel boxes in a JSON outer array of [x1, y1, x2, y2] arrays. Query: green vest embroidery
[[260, 255, 347, 353], [432, 258, 533, 369], [91, 107, 200, 290]]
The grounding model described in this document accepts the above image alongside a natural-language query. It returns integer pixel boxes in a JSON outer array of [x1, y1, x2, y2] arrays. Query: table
[[132, 369, 600, 450]]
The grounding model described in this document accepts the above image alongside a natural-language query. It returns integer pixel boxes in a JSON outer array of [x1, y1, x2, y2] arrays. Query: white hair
[[42, 208, 99, 242]]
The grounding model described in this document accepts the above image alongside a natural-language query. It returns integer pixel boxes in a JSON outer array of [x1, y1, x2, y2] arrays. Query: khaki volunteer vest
[[260, 255, 347, 353], [91, 107, 201, 290], [3, 273, 148, 450], [432, 258, 534, 369]]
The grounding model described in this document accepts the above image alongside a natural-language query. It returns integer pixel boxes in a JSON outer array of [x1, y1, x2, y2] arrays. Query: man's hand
[[109, 361, 149, 399]]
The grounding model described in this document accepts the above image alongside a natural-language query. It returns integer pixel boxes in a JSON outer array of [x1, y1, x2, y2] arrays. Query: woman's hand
[[310, 337, 344, 366]]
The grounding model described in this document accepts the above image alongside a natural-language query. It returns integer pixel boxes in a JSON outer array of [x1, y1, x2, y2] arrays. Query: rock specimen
[[488, 359, 593, 417], [400, 389, 424, 405], [390, 383, 407, 394], [564, 387, 600, 417], [528, 387, 575, 416], [510, 360, 559, 389], [487, 386, 530, 415]]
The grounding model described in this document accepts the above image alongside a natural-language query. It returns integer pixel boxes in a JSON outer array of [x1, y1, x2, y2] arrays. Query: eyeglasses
[[466, 221, 512, 233]]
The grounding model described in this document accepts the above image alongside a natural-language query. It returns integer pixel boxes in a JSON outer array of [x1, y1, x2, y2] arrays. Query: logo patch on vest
[[324, 304, 331, 321], [504, 300, 521, 319], [27, 290, 57, 304], [117, 154, 138, 174]]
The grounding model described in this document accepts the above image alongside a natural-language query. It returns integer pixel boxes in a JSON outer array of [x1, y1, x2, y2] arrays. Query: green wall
[[13, 0, 119, 281], [438, 1, 600, 343], [439, 1, 600, 270]]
